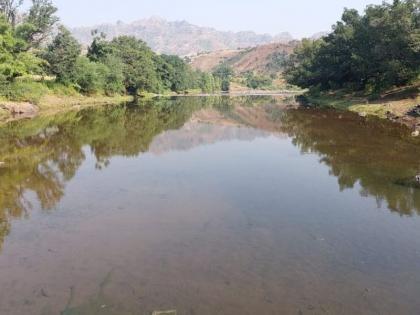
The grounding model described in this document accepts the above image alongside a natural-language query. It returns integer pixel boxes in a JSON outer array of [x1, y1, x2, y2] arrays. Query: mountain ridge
[[70, 16, 294, 56]]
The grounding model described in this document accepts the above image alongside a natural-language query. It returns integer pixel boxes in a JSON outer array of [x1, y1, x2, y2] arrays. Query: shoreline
[[1, 89, 419, 132], [0, 94, 134, 124], [299, 86, 420, 132], [0, 91, 300, 124]]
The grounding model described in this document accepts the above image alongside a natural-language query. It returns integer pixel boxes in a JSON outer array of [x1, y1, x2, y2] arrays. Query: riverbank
[[0, 93, 133, 123], [0, 86, 301, 123], [300, 84, 420, 131]]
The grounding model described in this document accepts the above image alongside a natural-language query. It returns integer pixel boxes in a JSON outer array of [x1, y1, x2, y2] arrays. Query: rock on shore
[[0, 102, 39, 115]]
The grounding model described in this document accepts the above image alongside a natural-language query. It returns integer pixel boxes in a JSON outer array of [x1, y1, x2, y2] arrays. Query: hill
[[189, 42, 296, 75], [70, 17, 294, 56]]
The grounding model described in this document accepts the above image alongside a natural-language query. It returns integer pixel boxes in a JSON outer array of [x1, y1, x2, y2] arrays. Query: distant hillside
[[190, 42, 296, 75], [70, 16, 294, 56]]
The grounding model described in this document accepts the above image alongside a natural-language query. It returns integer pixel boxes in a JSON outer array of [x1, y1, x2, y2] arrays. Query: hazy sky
[[50, 0, 384, 38]]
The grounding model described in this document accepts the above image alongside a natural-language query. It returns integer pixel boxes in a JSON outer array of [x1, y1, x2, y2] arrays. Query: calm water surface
[[0, 96, 420, 315]]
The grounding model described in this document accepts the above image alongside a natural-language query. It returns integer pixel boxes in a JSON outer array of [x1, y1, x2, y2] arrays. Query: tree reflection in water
[[277, 108, 420, 216], [0, 96, 420, 252]]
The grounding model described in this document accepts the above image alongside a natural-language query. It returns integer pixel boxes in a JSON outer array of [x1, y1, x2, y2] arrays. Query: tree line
[[284, 0, 420, 94], [0, 0, 223, 99]]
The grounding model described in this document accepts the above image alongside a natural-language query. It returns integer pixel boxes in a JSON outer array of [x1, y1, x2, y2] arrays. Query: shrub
[[1, 80, 50, 104]]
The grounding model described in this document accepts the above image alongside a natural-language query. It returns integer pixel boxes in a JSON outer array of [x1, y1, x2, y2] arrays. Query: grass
[[0, 80, 134, 122], [0, 107, 9, 120], [38, 94, 132, 114]]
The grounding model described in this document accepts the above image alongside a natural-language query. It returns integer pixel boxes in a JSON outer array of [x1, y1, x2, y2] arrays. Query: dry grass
[[38, 94, 132, 115], [0, 108, 9, 120]]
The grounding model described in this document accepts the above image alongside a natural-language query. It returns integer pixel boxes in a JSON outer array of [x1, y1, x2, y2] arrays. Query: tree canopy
[[285, 0, 420, 93], [0, 0, 222, 96]]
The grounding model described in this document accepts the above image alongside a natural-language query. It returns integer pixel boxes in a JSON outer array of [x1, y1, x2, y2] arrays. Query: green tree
[[42, 26, 81, 84], [87, 30, 113, 62], [245, 71, 273, 89], [101, 55, 125, 95], [109, 36, 160, 96], [285, 0, 420, 93], [15, 0, 58, 49], [73, 57, 107, 94], [0, 16, 43, 81], [213, 63, 234, 92]]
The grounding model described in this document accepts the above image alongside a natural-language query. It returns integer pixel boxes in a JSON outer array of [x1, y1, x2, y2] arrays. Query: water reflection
[[278, 108, 420, 216], [1, 96, 420, 315], [0, 96, 420, 254], [0, 96, 285, 249]]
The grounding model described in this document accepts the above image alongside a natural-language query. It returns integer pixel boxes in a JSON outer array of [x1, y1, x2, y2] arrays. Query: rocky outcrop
[[0, 102, 39, 115]]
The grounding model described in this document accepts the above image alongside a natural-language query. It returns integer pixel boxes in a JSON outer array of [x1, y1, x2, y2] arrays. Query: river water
[[0, 96, 420, 315]]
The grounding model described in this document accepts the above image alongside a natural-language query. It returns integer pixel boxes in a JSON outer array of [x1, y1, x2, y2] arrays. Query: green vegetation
[[285, 0, 420, 94], [0, 0, 221, 113], [213, 63, 234, 91], [244, 71, 273, 89]]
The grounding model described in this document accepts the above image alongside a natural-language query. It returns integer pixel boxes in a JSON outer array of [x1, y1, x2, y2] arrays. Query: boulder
[[0, 102, 39, 115]]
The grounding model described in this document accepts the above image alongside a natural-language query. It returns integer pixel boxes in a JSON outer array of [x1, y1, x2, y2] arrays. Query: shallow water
[[0, 96, 420, 315]]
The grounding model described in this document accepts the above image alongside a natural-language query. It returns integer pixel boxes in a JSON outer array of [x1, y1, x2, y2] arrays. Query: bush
[[245, 72, 273, 89], [73, 57, 106, 95], [45, 82, 79, 96], [73, 56, 125, 96], [102, 56, 125, 96], [1, 80, 50, 104]]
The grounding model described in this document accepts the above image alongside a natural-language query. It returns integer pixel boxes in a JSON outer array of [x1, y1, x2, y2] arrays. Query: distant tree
[[245, 71, 272, 89], [213, 63, 234, 91], [15, 0, 58, 48], [87, 30, 113, 62], [199, 72, 215, 93], [42, 26, 81, 83], [158, 54, 190, 92]]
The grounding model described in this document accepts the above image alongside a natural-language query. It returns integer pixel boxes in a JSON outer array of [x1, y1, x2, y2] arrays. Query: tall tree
[[284, 0, 420, 93], [0, 15, 42, 81], [109, 36, 160, 95], [42, 26, 81, 83], [15, 0, 58, 48], [213, 63, 234, 92]]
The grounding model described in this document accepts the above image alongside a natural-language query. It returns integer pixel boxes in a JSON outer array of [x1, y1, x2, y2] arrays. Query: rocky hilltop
[[70, 16, 294, 56]]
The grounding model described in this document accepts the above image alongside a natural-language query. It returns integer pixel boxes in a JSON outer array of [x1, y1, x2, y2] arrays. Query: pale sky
[[48, 0, 384, 38]]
